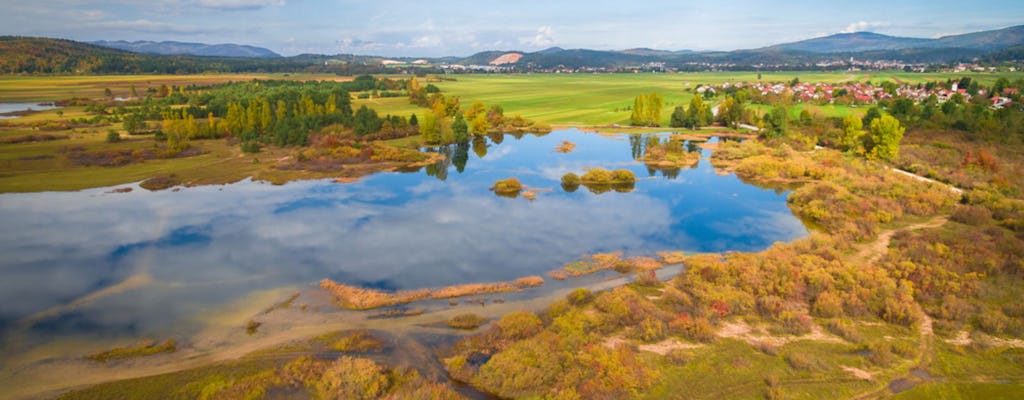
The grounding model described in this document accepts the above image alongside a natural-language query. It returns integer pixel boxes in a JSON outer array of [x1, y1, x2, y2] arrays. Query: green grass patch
[[893, 382, 1024, 400], [85, 339, 177, 362]]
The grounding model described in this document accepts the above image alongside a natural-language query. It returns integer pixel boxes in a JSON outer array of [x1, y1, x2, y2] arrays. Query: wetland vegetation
[[1, 69, 1024, 400]]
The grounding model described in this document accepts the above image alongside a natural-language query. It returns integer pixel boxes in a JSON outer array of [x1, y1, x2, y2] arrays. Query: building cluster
[[707, 81, 1016, 110]]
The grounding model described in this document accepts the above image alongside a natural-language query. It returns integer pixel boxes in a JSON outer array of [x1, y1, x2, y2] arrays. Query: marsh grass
[[86, 339, 177, 362]]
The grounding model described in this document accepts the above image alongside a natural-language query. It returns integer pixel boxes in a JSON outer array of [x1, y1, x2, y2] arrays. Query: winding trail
[[853, 216, 950, 265]]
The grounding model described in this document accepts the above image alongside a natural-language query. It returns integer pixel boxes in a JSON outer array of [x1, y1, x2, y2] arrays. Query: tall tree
[[669, 106, 686, 128], [839, 115, 864, 154], [684, 95, 711, 129], [452, 113, 469, 143], [646, 92, 663, 126], [867, 114, 905, 162], [630, 95, 646, 126], [762, 106, 788, 139], [419, 110, 439, 144]]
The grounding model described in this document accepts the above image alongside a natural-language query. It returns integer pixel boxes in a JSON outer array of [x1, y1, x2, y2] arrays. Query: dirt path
[[853, 216, 949, 265]]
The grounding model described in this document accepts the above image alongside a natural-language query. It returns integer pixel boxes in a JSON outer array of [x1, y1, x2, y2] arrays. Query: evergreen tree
[[452, 113, 469, 143], [669, 106, 686, 128]]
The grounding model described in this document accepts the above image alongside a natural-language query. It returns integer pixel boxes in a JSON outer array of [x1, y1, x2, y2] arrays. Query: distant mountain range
[[91, 40, 280, 58], [762, 25, 1024, 53], [453, 25, 1024, 68], [2, 25, 1023, 74]]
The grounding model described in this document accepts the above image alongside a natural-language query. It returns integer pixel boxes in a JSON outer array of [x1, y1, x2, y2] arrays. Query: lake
[[0, 128, 807, 359], [0, 102, 60, 119]]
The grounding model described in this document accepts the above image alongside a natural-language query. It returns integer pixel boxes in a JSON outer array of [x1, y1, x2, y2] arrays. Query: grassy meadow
[[3, 69, 1024, 192]]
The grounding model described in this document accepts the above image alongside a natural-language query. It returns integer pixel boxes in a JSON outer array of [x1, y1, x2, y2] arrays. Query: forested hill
[[92, 40, 281, 58], [0, 37, 396, 75]]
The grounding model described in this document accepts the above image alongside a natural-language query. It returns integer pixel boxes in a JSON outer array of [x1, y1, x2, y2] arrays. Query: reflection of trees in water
[[472, 136, 488, 159], [452, 143, 469, 173], [629, 134, 646, 160], [487, 132, 504, 145], [582, 181, 635, 194], [424, 145, 452, 181], [422, 143, 472, 178]]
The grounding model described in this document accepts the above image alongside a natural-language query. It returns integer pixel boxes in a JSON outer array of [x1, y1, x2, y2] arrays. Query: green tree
[[867, 114, 905, 161], [122, 112, 145, 133], [470, 112, 489, 135], [839, 115, 864, 154], [630, 95, 646, 126], [409, 113, 418, 126], [684, 95, 711, 129], [419, 111, 439, 144], [862, 106, 882, 127], [452, 113, 469, 143], [762, 106, 788, 139], [669, 106, 686, 128], [353, 105, 381, 136], [717, 96, 746, 129], [646, 92, 663, 126]]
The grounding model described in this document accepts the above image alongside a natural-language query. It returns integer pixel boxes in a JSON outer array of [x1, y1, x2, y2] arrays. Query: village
[[698, 78, 1019, 109]]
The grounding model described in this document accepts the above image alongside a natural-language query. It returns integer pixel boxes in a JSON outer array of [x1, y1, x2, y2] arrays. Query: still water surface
[[0, 129, 807, 352]]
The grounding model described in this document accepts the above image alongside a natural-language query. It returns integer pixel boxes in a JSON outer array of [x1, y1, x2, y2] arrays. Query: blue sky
[[4, 1, 1023, 57]]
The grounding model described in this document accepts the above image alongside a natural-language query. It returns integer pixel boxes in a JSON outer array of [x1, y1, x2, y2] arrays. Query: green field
[[423, 71, 1024, 126]]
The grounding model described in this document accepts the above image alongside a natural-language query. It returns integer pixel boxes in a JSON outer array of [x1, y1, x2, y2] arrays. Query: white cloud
[[194, 0, 285, 11], [840, 21, 890, 33], [529, 26, 555, 47], [411, 35, 442, 48]]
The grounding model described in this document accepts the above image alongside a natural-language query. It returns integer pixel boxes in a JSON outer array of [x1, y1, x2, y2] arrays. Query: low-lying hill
[[92, 40, 281, 58]]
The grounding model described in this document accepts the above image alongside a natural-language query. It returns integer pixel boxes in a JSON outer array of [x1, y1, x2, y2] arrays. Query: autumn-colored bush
[[496, 311, 544, 340], [566, 288, 593, 305], [491, 177, 523, 195], [315, 356, 391, 400], [448, 313, 489, 330]]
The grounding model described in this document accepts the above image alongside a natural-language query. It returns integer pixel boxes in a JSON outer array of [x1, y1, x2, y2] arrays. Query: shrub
[[628, 317, 667, 342], [105, 130, 121, 142], [491, 177, 523, 195], [330, 330, 386, 352], [448, 313, 489, 330], [950, 205, 992, 225], [566, 288, 593, 305], [496, 311, 544, 340], [786, 352, 814, 370], [315, 356, 391, 400], [635, 270, 660, 287], [867, 341, 895, 366], [561, 172, 580, 186]]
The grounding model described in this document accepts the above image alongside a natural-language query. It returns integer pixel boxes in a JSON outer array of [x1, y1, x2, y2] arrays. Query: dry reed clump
[[555, 141, 576, 153], [548, 252, 625, 279], [514, 276, 545, 287], [656, 251, 688, 264], [319, 277, 545, 310], [626, 256, 662, 271]]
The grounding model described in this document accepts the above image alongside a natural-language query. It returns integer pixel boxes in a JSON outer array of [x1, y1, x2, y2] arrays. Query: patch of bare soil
[[841, 366, 874, 380], [715, 320, 844, 346]]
